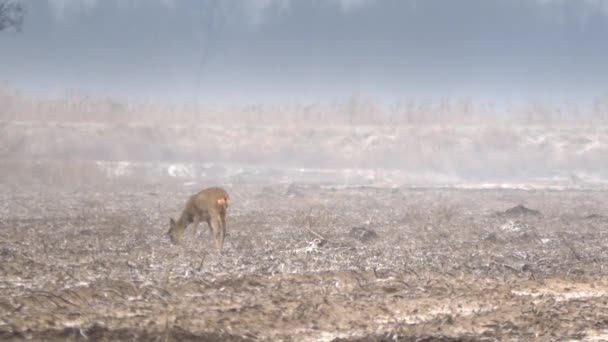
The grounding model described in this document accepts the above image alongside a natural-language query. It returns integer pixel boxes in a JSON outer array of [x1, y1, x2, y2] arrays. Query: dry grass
[[3, 86, 608, 339], [3, 85, 608, 191], [2, 183, 608, 340], [3, 85, 608, 126]]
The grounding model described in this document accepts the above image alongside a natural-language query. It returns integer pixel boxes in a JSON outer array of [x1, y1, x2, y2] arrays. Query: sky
[[1, 0, 607, 105]]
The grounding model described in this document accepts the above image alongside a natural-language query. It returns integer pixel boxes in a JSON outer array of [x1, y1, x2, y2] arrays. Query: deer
[[167, 187, 230, 250]]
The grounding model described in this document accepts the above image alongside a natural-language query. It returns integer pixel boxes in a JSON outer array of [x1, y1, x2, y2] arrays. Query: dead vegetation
[[3, 85, 608, 126], [2, 183, 608, 340]]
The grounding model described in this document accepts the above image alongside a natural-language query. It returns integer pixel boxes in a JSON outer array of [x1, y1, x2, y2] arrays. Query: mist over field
[[1, 0, 608, 188], [6, 2, 608, 340]]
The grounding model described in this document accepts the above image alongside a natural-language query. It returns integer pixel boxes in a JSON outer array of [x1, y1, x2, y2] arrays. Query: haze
[[1, 0, 607, 105], [2, 0, 608, 188]]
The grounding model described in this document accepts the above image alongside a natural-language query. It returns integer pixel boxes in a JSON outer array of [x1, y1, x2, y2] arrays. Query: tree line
[[0, 0, 25, 32]]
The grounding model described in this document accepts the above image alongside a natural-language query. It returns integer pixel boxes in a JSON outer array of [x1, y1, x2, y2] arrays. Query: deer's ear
[[170, 218, 175, 225]]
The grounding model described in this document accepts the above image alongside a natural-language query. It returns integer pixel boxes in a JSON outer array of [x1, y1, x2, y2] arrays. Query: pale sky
[[1, 0, 607, 104]]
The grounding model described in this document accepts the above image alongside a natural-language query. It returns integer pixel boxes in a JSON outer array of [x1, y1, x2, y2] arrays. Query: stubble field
[[2, 182, 608, 341]]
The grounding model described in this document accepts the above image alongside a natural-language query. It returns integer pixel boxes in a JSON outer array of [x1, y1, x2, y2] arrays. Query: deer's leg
[[190, 215, 200, 239], [219, 210, 226, 248], [209, 215, 224, 250], [220, 210, 226, 233]]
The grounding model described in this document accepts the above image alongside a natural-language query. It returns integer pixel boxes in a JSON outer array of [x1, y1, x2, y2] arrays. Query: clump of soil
[[349, 226, 378, 242], [497, 204, 541, 218]]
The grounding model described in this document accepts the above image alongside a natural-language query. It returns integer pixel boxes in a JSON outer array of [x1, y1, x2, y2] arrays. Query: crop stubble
[[1, 184, 608, 341]]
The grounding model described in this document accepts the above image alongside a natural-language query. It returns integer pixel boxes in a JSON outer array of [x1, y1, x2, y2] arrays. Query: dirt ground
[[2, 182, 608, 341]]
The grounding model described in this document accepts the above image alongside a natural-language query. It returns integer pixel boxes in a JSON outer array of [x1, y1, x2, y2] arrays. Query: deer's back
[[189, 187, 229, 213]]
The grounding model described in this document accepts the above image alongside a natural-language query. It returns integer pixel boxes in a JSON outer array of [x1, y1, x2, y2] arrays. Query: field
[[3, 92, 608, 340], [2, 182, 608, 341]]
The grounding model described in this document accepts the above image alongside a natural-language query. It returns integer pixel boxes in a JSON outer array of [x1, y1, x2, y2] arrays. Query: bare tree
[[0, 0, 25, 32]]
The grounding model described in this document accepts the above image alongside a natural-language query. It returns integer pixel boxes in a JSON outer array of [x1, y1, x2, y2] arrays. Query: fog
[[1, 0, 607, 104], [1, 0, 608, 189], [6, 4, 608, 341]]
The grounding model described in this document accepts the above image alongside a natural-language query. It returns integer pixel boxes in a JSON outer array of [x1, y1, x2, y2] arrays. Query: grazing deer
[[168, 187, 230, 250]]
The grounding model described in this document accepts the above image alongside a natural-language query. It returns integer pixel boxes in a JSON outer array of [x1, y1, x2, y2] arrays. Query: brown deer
[[167, 187, 230, 250]]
